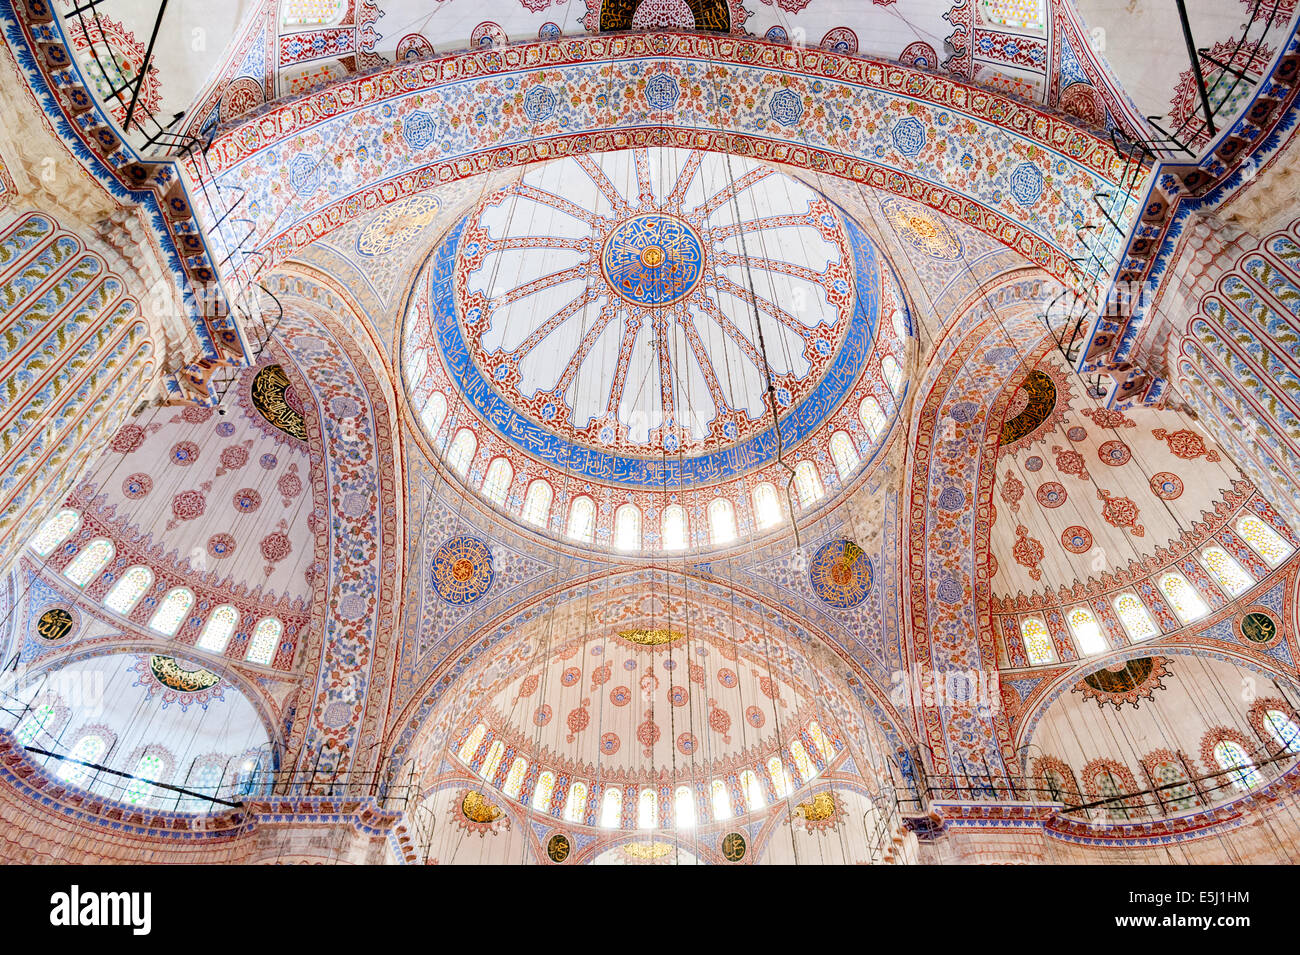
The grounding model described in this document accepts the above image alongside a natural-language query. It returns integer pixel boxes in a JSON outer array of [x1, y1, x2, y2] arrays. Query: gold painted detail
[[619, 628, 684, 646], [794, 791, 837, 822], [461, 790, 504, 824], [622, 841, 673, 860], [250, 363, 307, 441], [149, 655, 221, 693]]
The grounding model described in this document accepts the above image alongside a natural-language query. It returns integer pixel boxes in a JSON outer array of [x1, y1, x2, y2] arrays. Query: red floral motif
[[121, 473, 152, 499], [1097, 488, 1145, 537], [170, 440, 199, 466], [1000, 469, 1025, 511], [1097, 439, 1131, 466], [219, 444, 249, 472], [600, 732, 620, 756], [206, 533, 236, 559], [170, 490, 206, 521], [669, 684, 689, 706], [566, 698, 591, 742], [260, 532, 292, 563], [688, 662, 705, 684], [1149, 472, 1184, 500], [707, 698, 732, 743], [514, 673, 539, 703], [1012, 524, 1045, 581], [1081, 406, 1135, 429], [590, 662, 611, 688], [1035, 481, 1067, 508], [1152, 428, 1220, 461], [110, 425, 146, 454], [180, 405, 213, 424], [233, 488, 262, 512], [637, 708, 661, 755], [676, 732, 698, 755], [1060, 525, 1093, 554], [1052, 445, 1090, 480], [277, 466, 303, 500], [609, 685, 631, 707]]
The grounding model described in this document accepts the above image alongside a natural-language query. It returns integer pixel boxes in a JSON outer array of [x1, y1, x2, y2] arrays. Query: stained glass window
[[1265, 710, 1300, 754], [638, 788, 657, 829], [1150, 759, 1199, 812], [567, 496, 596, 543], [859, 396, 887, 439], [124, 752, 167, 806], [30, 509, 79, 556], [1067, 606, 1108, 655], [1214, 740, 1263, 791], [482, 458, 512, 506], [532, 771, 556, 812], [420, 392, 447, 442], [790, 739, 815, 784], [614, 504, 641, 551], [564, 781, 589, 822], [882, 356, 904, 394], [104, 565, 153, 615], [197, 605, 239, 654], [479, 739, 505, 782], [1157, 572, 1209, 624], [711, 779, 732, 820], [446, 429, 477, 477], [891, 307, 909, 341], [58, 732, 106, 785], [830, 431, 859, 479], [981, 0, 1045, 31], [709, 499, 736, 544], [1095, 771, 1131, 820], [148, 588, 194, 636], [767, 756, 792, 798], [281, 0, 345, 27], [522, 480, 553, 528], [794, 461, 823, 508], [64, 539, 114, 586], [1042, 769, 1068, 802], [245, 617, 282, 666], [661, 504, 687, 550], [752, 484, 781, 530], [1236, 515, 1293, 567], [808, 721, 834, 762], [15, 703, 56, 745], [457, 723, 487, 763], [1199, 547, 1254, 596], [503, 757, 528, 799], [675, 785, 696, 828], [1020, 617, 1055, 665], [1113, 593, 1159, 642], [600, 785, 622, 827], [740, 769, 765, 810]]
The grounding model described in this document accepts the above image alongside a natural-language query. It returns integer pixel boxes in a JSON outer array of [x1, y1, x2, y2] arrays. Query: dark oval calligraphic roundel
[[546, 833, 571, 863], [36, 607, 74, 642], [1241, 611, 1279, 644], [251, 364, 308, 441], [722, 831, 746, 862]]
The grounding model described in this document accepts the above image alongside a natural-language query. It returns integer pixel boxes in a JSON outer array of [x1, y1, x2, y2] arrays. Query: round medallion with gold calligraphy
[[809, 538, 872, 608], [432, 536, 494, 604]]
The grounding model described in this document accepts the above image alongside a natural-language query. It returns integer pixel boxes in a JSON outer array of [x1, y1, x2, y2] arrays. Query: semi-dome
[[401, 147, 911, 552]]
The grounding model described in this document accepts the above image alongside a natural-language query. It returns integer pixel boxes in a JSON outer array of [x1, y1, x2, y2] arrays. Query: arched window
[[420, 392, 448, 442], [14, 702, 58, 746], [104, 565, 153, 615], [457, 723, 487, 763], [859, 396, 886, 439], [674, 785, 696, 828], [1146, 757, 1199, 811], [532, 771, 556, 812], [1157, 572, 1209, 624], [567, 496, 596, 543], [58, 732, 107, 785], [245, 617, 282, 666], [614, 504, 641, 551], [502, 757, 529, 799], [123, 751, 168, 806], [600, 786, 622, 828], [1214, 740, 1263, 791], [1113, 593, 1159, 642], [1094, 769, 1133, 820], [767, 756, 792, 798], [711, 779, 732, 820], [661, 504, 687, 550], [29, 508, 79, 556], [197, 605, 239, 654], [1264, 710, 1300, 754], [638, 788, 657, 829], [740, 769, 765, 809], [981, 0, 1046, 31], [564, 781, 589, 823], [1066, 606, 1107, 655], [789, 739, 815, 784], [882, 355, 903, 394], [1199, 546, 1254, 596], [479, 739, 506, 781], [891, 307, 910, 341], [808, 721, 834, 763], [793, 461, 823, 508], [752, 484, 782, 530], [708, 499, 736, 544], [1019, 617, 1055, 665], [481, 457, 513, 506], [522, 480, 553, 528], [148, 588, 194, 636], [1236, 515, 1293, 567], [446, 428, 477, 477], [64, 539, 114, 586], [281, 0, 346, 28], [830, 431, 859, 479]]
